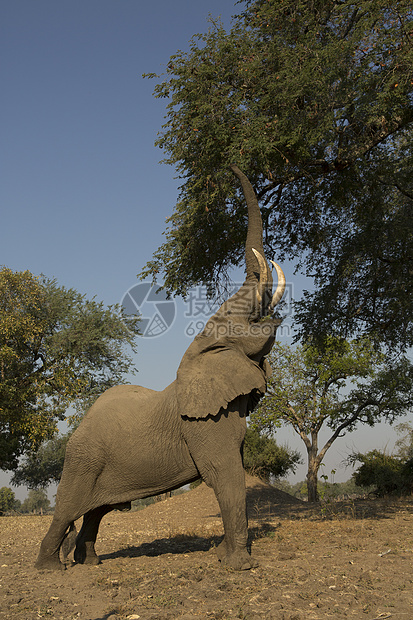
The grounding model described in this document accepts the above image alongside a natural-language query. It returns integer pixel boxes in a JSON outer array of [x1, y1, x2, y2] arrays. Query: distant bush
[[0, 487, 19, 515], [278, 478, 370, 501], [243, 428, 302, 483], [131, 488, 186, 511], [350, 449, 413, 496], [131, 497, 156, 511]]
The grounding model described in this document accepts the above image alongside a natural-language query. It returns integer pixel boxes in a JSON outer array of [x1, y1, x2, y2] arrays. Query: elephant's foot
[[216, 539, 258, 571], [35, 553, 65, 571], [74, 542, 101, 566]]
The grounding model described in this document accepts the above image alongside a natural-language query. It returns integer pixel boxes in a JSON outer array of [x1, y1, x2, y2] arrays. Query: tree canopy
[[0, 267, 139, 470], [11, 433, 72, 489], [21, 489, 51, 515], [251, 338, 413, 501], [141, 0, 413, 348]]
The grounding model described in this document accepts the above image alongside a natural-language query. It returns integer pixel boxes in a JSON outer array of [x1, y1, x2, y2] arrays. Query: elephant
[[35, 164, 286, 572]]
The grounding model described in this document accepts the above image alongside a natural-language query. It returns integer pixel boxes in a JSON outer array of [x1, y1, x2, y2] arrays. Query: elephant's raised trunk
[[230, 165, 271, 285]]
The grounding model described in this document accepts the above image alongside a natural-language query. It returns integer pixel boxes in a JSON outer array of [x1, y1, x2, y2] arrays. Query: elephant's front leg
[[183, 407, 256, 570], [213, 462, 257, 570]]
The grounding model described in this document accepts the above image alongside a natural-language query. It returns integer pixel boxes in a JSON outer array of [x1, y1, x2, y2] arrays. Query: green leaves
[[142, 1, 413, 349], [0, 267, 140, 469]]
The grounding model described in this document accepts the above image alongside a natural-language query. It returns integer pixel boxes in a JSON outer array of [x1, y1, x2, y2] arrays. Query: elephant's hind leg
[[35, 517, 74, 571], [74, 505, 112, 565]]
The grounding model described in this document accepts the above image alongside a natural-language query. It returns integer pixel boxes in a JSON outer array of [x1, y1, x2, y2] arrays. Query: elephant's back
[[70, 382, 179, 451], [98, 384, 154, 404], [97, 384, 155, 401], [79, 385, 159, 432]]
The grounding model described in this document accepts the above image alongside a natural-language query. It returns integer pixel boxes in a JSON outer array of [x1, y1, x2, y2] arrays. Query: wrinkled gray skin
[[35, 165, 285, 572]]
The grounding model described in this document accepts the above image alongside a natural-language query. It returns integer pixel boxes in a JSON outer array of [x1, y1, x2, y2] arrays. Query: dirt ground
[[1, 475, 413, 620]]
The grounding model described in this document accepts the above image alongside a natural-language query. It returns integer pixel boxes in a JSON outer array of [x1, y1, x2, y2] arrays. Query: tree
[[394, 421, 413, 461], [141, 0, 413, 349], [0, 267, 139, 470], [11, 433, 72, 489], [250, 338, 413, 502], [0, 486, 16, 514], [243, 427, 301, 482], [21, 489, 50, 515]]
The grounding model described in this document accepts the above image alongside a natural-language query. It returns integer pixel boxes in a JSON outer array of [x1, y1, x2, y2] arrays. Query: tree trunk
[[307, 466, 319, 503], [306, 443, 320, 503]]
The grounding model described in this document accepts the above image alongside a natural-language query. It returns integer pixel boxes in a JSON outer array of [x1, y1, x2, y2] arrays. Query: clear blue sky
[[1, 0, 239, 387], [2, 1, 410, 498]]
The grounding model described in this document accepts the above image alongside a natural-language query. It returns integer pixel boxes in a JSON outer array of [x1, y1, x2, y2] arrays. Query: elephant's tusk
[[251, 247, 268, 278], [252, 247, 269, 307], [269, 261, 286, 310]]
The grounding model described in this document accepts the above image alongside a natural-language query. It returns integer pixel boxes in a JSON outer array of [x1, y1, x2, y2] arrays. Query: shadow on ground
[[99, 533, 222, 561], [98, 521, 284, 562]]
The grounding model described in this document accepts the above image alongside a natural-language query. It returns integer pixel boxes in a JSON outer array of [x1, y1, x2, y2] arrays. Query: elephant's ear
[[176, 346, 267, 419]]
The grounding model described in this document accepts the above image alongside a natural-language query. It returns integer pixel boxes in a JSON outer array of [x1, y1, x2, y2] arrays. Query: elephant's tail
[[60, 521, 77, 562]]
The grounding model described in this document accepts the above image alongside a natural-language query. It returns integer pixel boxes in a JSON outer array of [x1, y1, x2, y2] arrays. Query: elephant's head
[[177, 165, 285, 418]]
